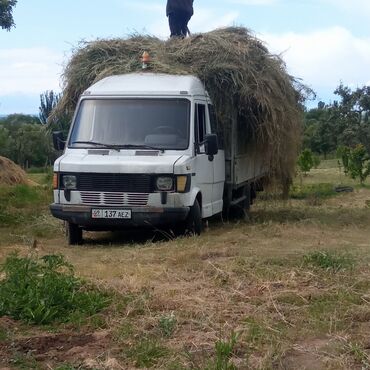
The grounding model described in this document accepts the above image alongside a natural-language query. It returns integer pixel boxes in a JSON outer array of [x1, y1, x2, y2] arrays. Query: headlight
[[62, 175, 77, 189], [156, 176, 173, 191]]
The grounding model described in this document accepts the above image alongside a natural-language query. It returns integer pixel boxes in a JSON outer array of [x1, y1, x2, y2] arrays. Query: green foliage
[[347, 144, 370, 184], [9, 352, 40, 369], [290, 183, 336, 199], [303, 105, 337, 158], [0, 114, 54, 168], [312, 155, 321, 168], [0, 254, 110, 324], [0, 0, 17, 31], [337, 145, 350, 174], [158, 313, 177, 337], [39, 90, 70, 135], [206, 333, 238, 370], [303, 84, 370, 157], [0, 184, 48, 226], [346, 342, 370, 369], [336, 144, 370, 184], [39, 90, 61, 125], [297, 149, 314, 174], [303, 250, 354, 272], [128, 338, 169, 368]]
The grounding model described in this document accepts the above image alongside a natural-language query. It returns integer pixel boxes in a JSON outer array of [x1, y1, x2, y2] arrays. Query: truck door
[[208, 104, 225, 215], [194, 102, 214, 218]]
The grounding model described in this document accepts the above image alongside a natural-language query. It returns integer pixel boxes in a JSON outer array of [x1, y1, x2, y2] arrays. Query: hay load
[[0, 156, 28, 186], [56, 27, 307, 187]]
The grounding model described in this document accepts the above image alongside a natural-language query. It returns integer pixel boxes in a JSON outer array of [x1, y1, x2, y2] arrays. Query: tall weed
[[0, 254, 110, 324]]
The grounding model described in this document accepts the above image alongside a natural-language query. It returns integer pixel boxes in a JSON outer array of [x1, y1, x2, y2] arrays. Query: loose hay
[[0, 156, 28, 186], [55, 27, 311, 188]]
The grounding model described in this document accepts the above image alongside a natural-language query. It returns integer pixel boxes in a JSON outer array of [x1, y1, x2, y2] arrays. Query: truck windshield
[[69, 98, 190, 150]]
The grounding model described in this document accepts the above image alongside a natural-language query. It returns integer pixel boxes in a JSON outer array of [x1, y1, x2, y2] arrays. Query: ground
[[0, 161, 369, 369]]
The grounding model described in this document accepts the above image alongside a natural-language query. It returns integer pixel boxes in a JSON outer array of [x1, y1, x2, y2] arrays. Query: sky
[[0, 0, 369, 115]]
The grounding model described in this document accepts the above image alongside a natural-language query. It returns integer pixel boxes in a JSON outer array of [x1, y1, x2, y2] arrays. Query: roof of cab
[[84, 73, 208, 97]]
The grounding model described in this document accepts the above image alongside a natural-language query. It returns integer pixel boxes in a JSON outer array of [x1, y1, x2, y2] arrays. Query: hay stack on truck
[[50, 72, 266, 245], [50, 28, 304, 245]]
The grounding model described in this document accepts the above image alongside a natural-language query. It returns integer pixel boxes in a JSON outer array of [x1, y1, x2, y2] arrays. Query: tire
[[67, 222, 83, 245], [230, 184, 251, 219], [185, 199, 202, 235]]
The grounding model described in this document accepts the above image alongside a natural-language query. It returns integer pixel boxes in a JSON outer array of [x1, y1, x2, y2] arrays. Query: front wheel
[[67, 222, 83, 245], [185, 199, 202, 235]]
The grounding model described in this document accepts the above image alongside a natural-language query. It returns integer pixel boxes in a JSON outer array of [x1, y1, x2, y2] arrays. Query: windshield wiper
[[71, 141, 164, 152], [119, 144, 163, 152], [71, 140, 122, 151]]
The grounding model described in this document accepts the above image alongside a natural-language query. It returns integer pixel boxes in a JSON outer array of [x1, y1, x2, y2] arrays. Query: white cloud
[[261, 27, 370, 98], [325, 0, 370, 18], [0, 48, 63, 96]]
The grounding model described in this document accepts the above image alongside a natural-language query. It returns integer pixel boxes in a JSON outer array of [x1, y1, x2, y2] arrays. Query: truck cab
[[51, 73, 225, 244]]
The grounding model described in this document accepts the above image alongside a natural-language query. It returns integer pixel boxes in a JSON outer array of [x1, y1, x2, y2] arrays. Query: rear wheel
[[230, 184, 251, 219], [185, 199, 202, 235], [67, 222, 83, 245]]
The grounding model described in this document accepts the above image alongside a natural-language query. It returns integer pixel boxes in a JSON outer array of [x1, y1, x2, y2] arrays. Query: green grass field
[[0, 162, 370, 369]]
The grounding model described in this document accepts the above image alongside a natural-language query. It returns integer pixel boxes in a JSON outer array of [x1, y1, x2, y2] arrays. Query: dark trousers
[[168, 11, 191, 38]]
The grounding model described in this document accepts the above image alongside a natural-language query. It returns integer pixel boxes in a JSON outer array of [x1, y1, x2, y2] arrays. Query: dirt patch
[[0, 316, 18, 333], [0, 330, 111, 367], [280, 338, 332, 370], [0, 156, 28, 186], [326, 188, 370, 209]]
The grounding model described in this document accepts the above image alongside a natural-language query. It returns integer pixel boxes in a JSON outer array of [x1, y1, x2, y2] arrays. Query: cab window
[[195, 103, 206, 144]]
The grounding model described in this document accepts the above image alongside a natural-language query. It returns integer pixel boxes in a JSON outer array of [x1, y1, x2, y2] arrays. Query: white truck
[[51, 73, 266, 244]]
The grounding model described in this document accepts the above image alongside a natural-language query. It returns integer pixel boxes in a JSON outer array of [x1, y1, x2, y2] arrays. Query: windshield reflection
[[69, 98, 190, 150]]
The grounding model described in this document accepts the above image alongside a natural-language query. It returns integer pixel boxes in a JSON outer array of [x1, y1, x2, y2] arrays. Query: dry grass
[[54, 27, 311, 188], [1, 162, 370, 369], [0, 156, 28, 186]]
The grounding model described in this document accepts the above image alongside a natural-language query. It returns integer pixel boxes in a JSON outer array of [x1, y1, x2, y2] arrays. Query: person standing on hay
[[166, 0, 194, 38]]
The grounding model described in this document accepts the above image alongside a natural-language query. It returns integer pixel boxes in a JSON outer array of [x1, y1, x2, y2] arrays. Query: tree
[[0, 0, 17, 31], [39, 90, 71, 134], [337, 145, 350, 175], [39, 90, 60, 125], [347, 144, 370, 185], [0, 113, 54, 168], [303, 106, 337, 158], [298, 149, 314, 175], [303, 84, 370, 157], [333, 84, 370, 153], [11, 124, 52, 168], [0, 126, 11, 158]]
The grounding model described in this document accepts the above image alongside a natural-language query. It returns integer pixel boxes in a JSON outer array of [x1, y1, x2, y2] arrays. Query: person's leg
[[179, 13, 191, 37], [168, 13, 182, 37]]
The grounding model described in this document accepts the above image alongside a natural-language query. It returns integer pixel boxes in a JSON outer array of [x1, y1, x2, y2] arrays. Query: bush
[[0, 254, 110, 324], [347, 144, 370, 184], [298, 149, 314, 175], [337, 144, 370, 184]]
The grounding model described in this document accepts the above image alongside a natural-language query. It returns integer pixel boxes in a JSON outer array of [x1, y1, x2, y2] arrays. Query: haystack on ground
[[0, 156, 28, 186], [55, 27, 310, 188]]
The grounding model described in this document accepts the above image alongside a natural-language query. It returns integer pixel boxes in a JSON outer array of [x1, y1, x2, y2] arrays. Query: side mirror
[[204, 134, 218, 156], [52, 131, 66, 151]]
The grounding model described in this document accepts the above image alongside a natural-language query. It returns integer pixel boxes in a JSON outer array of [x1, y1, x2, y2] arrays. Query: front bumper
[[50, 203, 189, 230]]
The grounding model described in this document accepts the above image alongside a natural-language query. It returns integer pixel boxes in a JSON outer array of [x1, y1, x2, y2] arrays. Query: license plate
[[91, 209, 132, 219]]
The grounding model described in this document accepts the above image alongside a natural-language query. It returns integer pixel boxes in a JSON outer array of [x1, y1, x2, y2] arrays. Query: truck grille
[[80, 192, 149, 206], [78, 173, 151, 193]]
